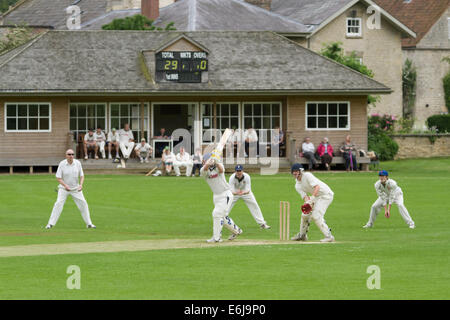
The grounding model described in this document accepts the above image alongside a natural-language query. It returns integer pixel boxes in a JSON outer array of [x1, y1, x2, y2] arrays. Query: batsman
[[290, 163, 335, 242]]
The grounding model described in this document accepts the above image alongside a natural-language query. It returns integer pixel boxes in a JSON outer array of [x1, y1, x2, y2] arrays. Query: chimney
[[245, 0, 272, 10], [142, 0, 159, 21]]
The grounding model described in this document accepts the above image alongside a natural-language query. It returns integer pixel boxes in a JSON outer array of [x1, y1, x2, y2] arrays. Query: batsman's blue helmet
[[291, 163, 304, 173], [378, 170, 389, 176]]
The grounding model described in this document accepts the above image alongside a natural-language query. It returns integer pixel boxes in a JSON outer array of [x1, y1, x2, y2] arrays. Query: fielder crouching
[[290, 163, 335, 242], [201, 153, 242, 243]]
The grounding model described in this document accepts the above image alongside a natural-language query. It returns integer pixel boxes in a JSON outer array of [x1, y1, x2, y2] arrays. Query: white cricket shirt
[[55, 159, 84, 190], [118, 129, 134, 144], [201, 164, 230, 195], [295, 172, 333, 199], [229, 172, 252, 193], [375, 179, 401, 204]]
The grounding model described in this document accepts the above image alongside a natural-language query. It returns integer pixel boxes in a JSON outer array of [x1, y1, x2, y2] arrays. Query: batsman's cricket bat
[[207, 128, 233, 162]]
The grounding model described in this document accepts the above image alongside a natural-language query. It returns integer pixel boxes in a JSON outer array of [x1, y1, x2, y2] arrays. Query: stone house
[[375, 0, 450, 128]]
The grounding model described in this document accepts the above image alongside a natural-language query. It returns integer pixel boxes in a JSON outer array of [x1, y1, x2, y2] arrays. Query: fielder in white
[[94, 127, 106, 159], [363, 170, 415, 229], [118, 123, 135, 160], [290, 163, 335, 242], [201, 154, 243, 243], [228, 165, 270, 229], [174, 147, 193, 176], [46, 149, 95, 229]]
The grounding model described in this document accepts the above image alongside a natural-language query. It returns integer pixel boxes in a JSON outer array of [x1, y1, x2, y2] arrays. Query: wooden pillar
[[29, 166, 33, 174], [140, 100, 145, 141], [9, 166, 13, 175], [49, 166, 52, 174], [213, 100, 217, 143]]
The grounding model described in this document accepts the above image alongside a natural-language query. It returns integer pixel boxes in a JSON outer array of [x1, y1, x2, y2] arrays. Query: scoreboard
[[155, 51, 208, 83]]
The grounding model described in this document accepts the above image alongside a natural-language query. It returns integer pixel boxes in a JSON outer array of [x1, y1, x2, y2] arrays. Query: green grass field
[[0, 158, 449, 300]]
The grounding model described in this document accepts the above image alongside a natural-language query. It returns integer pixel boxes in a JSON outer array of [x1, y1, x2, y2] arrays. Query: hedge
[[426, 114, 450, 133]]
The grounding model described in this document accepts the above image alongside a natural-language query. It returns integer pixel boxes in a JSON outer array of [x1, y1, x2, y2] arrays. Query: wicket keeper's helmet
[[291, 163, 304, 173], [378, 170, 389, 176]]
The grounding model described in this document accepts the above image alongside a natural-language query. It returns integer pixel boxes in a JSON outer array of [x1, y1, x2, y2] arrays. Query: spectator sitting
[[231, 127, 244, 158], [118, 123, 135, 161], [162, 146, 175, 176], [244, 127, 258, 158], [340, 135, 358, 172], [191, 147, 203, 177], [135, 138, 153, 163], [301, 137, 318, 170], [317, 137, 334, 171], [174, 146, 193, 177], [271, 126, 285, 157], [94, 127, 106, 159], [107, 128, 120, 161], [83, 129, 96, 160], [154, 127, 169, 139]]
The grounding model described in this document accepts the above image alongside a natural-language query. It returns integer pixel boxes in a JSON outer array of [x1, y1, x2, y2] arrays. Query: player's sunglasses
[[66, 153, 74, 156]]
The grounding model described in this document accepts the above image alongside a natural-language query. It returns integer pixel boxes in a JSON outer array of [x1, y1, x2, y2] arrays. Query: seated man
[[107, 128, 120, 161], [83, 129, 96, 160], [118, 123, 135, 161], [271, 126, 285, 157], [191, 147, 203, 177], [244, 127, 258, 158], [162, 146, 175, 176], [135, 138, 153, 163], [153, 128, 170, 157], [301, 137, 318, 170], [94, 127, 106, 159], [174, 146, 193, 177], [340, 135, 358, 172]]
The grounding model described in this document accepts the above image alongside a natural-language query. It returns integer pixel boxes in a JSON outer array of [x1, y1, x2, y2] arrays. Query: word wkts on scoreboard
[[155, 51, 208, 83]]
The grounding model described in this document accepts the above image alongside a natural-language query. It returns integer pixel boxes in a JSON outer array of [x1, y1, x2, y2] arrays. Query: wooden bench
[[296, 154, 371, 171]]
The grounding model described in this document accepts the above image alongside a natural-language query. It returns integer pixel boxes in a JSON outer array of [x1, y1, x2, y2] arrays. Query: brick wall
[[287, 95, 368, 153]]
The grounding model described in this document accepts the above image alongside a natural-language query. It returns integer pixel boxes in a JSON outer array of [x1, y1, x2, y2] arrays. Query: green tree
[[0, 0, 19, 13], [402, 59, 416, 119], [102, 14, 175, 31], [321, 42, 378, 105], [442, 56, 450, 112]]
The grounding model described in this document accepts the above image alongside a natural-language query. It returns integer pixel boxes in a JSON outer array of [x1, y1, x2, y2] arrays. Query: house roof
[[2, 0, 309, 33], [373, 0, 449, 47], [271, 0, 416, 38], [1, 0, 108, 29], [0, 30, 391, 95]]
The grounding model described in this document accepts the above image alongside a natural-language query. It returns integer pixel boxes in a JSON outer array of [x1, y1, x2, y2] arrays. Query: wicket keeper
[[290, 163, 335, 242]]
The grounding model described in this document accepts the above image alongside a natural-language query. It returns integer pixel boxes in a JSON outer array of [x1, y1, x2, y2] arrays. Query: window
[[110, 103, 148, 142], [346, 18, 362, 37], [5, 103, 51, 132], [306, 102, 350, 130], [70, 103, 106, 140], [201, 103, 239, 142], [243, 102, 281, 143]]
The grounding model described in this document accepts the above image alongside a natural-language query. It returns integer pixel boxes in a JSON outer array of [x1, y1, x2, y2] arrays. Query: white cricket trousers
[[48, 188, 93, 226], [212, 190, 240, 240], [174, 161, 193, 176], [299, 194, 333, 238], [368, 191, 414, 226], [120, 142, 135, 159], [229, 192, 266, 225]]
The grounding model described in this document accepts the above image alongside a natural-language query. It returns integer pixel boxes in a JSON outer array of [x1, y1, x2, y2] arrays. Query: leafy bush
[[368, 114, 399, 161], [426, 114, 450, 133], [102, 14, 175, 30]]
